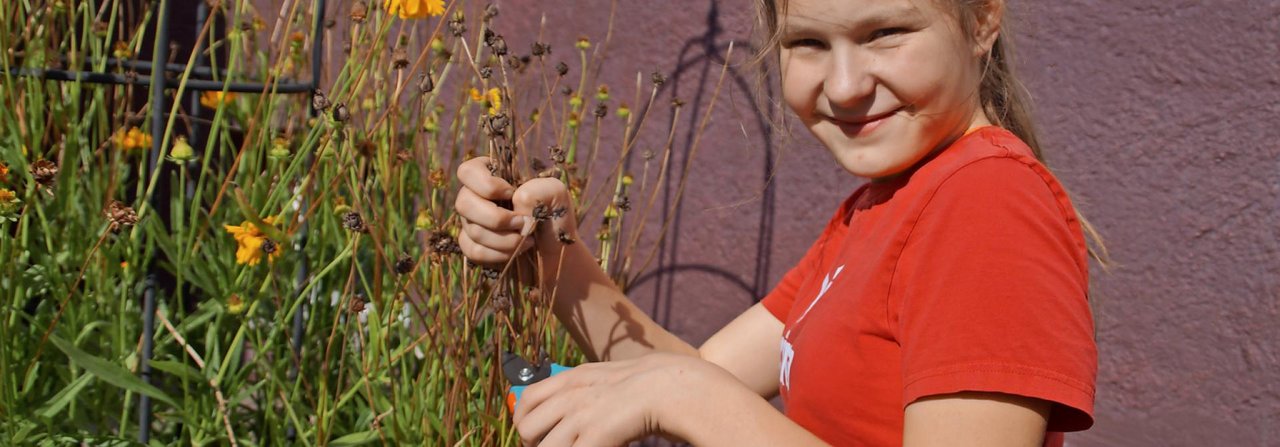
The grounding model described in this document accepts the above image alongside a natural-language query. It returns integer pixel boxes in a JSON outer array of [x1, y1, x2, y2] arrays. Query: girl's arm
[[455, 157, 784, 396], [904, 392, 1051, 447]]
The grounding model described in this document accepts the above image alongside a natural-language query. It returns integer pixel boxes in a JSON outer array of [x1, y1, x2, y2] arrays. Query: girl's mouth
[[829, 108, 899, 136]]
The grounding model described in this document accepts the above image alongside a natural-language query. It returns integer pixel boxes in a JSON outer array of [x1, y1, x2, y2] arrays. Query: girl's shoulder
[[911, 126, 1072, 209]]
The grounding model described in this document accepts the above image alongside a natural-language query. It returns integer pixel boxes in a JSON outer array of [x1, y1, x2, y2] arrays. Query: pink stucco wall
[[495, 0, 1280, 444]]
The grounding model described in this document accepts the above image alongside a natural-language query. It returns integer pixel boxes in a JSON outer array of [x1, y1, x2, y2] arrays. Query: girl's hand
[[454, 156, 578, 266], [511, 353, 743, 446]]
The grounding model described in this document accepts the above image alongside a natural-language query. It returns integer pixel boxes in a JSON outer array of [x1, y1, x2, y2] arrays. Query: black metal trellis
[[7, 0, 325, 442]]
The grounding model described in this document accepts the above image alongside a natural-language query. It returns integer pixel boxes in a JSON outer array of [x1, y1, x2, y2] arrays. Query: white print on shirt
[[780, 265, 844, 390]]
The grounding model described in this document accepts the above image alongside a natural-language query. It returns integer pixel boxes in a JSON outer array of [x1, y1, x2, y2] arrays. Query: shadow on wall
[[626, 0, 784, 328]]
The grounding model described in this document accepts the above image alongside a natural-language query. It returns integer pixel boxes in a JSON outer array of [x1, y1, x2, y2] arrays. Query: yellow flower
[[0, 188, 19, 213], [223, 217, 283, 266], [113, 127, 153, 151], [469, 87, 502, 115], [200, 91, 237, 109], [385, 0, 445, 19], [226, 294, 246, 315]]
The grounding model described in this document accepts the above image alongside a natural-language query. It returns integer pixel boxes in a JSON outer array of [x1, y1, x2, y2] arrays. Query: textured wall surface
[[494, 0, 1280, 444]]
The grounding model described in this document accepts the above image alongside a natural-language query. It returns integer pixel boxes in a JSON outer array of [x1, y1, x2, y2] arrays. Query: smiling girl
[[453, 0, 1102, 445]]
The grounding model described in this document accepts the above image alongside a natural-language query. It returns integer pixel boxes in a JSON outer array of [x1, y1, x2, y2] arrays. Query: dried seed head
[[642, 149, 655, 161], [350, 1, 368, 23], [394, 254, 416, 275], [31, 160, 58, 187], [479, 66, 493, 79], [672, 97, 685, 108], [615, 196, 631, 211], [549, 146, 566, 164], [593, 103, 608, 118], [558, 230, 576, 245], [555, 61, 569, 76], [104, 200, 139, 231], [342, 211, 366, 233], [484, 3, 500, 20], [486, 113, 510, 135], [448, 13, 466, 36], [391, 46, 410, 69], [395, 149, 412, 163], [531, 42, 550, 57], [417, 72, 435, 93], [488, 35, 508, 56], [551, 206, 568, 219], [489, 293, 511, 313], [651, 71, 666, 86], [332, 103, 350, 123], [312, 89, 331, 111], [480, 268, 499, 280], [348, 294, 366, 314], [532, 203, 550, 222], [429, 230, 460, 255], [428, 169, 447, 188], [537, 167, 563, 179]]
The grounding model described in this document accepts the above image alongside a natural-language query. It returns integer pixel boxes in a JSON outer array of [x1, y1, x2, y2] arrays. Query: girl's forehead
[[781, 0, 934, 28]]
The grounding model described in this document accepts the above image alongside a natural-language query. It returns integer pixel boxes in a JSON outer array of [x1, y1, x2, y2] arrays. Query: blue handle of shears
[[507, 363, 571, 412]]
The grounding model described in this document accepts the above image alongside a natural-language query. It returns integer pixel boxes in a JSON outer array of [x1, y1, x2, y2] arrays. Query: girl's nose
[[822, 48, 876, 110]]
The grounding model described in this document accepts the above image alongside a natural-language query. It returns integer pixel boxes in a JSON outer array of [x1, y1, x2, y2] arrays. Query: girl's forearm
[[664, 375, 829, 447], [537, 241, 698, 361]]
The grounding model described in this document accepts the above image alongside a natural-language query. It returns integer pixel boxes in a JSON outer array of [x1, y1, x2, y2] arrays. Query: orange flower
[[113, 127, 153, 151], [200, 91, 237, 109], [224, 217, 283, 265], [0, 163, 8, 183], [384, 0, 445, 19], [469, 87, 502, 115]]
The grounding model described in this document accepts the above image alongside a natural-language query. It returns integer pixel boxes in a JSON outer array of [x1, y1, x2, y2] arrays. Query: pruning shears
[[502, 351, 571, 413]]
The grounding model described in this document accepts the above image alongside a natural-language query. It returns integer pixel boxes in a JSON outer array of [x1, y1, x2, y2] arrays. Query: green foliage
[[0, 0, 699, 445]]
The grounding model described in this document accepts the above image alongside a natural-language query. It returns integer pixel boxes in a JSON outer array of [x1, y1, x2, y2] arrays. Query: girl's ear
[[971, 0, 1004, 57]]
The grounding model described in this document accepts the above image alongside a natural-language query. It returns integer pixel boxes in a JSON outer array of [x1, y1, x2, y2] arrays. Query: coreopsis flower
[[199, 91, 237, 109], [224, 217, 283, 266], [0, 163, 9, 183], [385, 0, 445, 19], [226, 294, 246, 315], [468, 87, 502, 115], [0, 188, 20, 214], [113, 127, 152, 151]]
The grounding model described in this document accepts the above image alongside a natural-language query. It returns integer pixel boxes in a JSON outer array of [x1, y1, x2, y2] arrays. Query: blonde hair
[[751, 0, 1110, 267]]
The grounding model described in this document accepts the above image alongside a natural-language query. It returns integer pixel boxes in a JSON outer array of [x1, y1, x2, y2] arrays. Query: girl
[[454, 0, 1101, 445]]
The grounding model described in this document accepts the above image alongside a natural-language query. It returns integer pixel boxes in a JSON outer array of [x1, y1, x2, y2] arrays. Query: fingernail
[[520, 216, 536, 237]]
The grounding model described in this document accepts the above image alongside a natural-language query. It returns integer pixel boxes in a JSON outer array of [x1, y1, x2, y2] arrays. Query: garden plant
[[0, 0, 729, 444]]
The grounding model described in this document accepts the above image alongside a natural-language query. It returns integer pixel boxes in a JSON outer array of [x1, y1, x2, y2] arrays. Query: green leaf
[[148, 360, 206, 384], [330, 430, 380, 446], [48, 334, 178, 409], [35, 373, 93, 420]]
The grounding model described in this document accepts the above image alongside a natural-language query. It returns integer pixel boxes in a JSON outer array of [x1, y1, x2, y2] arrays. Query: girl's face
[[779, 0, 995, 179]]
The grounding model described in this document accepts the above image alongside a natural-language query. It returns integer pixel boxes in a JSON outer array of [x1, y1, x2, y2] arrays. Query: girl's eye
[[783, 38, 825, 49], [869, 27, 908, 41]]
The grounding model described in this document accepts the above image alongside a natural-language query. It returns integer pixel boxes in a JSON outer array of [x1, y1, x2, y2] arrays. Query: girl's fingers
[[457, 156, 516, 200], [534, 415, 580, 447], [516, 393, 569, 447], [455, 186, 529, 231], [458, 231, 521, 265], [462, 220, 533, 254]]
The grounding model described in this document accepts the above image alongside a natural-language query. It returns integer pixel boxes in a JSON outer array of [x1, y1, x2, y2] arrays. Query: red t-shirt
[[762, 126, 1096, 446]]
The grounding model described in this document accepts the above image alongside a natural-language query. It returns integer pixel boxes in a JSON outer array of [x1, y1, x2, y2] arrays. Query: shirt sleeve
[[892, 156, 1097, 432]]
